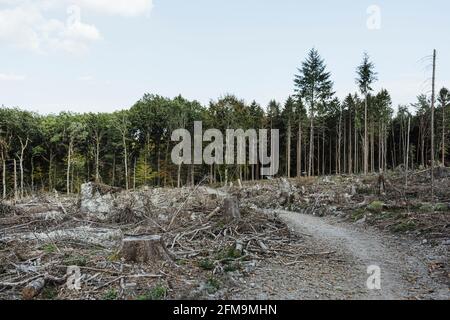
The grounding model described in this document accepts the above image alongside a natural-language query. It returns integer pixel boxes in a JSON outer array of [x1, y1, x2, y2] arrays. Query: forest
[[1, 49, 449, 199]]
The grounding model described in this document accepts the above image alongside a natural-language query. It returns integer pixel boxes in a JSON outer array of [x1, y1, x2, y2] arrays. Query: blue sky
[[0, 0, 449, 114]]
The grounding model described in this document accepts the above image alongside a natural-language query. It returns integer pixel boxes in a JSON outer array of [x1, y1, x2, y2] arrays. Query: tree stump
[[120, 235, 172, 263], [22, 278, 45, 300], [223, 197, 241, 220]]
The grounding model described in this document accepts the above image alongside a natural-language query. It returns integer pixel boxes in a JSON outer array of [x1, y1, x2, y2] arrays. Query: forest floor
[[0, 169, 448, 300]]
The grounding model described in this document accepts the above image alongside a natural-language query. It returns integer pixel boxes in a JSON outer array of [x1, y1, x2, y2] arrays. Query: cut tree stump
[[120, 235, 173, 263], [223, 197, 241, 220], [22, 277, 45, 300]]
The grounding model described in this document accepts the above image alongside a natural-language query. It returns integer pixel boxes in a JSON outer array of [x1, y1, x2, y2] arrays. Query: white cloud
[[75, 0, 153, 17], [0, 2, 101, 54], [0, 0, 154, 54], [0, 73, 26, 81], [78, 75, 94, 81]]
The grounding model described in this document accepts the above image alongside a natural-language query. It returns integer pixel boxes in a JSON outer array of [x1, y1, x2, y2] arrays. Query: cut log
[[223, 197, 241, 220], [22, 277, 45, 300], [120, 235, 173, 263]]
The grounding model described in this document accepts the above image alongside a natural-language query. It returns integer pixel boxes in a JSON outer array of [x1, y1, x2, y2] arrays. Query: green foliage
[[41, 244, 57, 254], [63, 255, 87, 267], [103, 289, 118, 300], [367, 201, 384, 213], [434, 203, 448, 212], [42, 286, 59, 300], [137, 285, 167, 300], [199, 259, 215, 271], [351, 208, 366, 222], [391, 220, 417, 233], [205, 277, 221, 294]]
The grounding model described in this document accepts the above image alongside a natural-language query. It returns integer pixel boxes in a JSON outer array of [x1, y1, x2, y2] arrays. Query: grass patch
[[107, 252, 120, 262], [419, 203, 434, 213], [41, 286, 58, 300], [391, 220, 418, 233], [356, 186, 373, 195], [63, 255, 87, 267], [434, 203, 448, 212], [103, 289, 118, 300], [41, 244, 57, 254], [351, 208, 366, 222], [199, 259, 215, 271], [367, 201, 384, 213], [205, 277, 221, 294], [224, 262, 239, 273], [137, 285, 167, 300]]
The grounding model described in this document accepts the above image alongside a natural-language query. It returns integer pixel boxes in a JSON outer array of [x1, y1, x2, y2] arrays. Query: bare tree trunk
[[19, 138, 29, 198], [287, 121, 291, 178], [431, 49, 437, 199], [364, 94, 369, 175], [297, 118, 302, 177], [122, 134, 129, 190], [67, 140, 72, 195], [133, 157, 136, 190], [2, 157, 6, 199], [338, 107, 342, 174], [442, 99, 446, 166], [31, 157, 34, 192], [322, 129, 325, 176], [308, 115, 314, 177], [405, 117, 411, 187], [95, 136, 100, 183], [348, 112, 352, 174], [14, 159, 17, 201]]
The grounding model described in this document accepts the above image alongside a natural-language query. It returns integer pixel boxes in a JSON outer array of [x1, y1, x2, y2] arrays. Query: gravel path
[[232, 210, 449, 300]]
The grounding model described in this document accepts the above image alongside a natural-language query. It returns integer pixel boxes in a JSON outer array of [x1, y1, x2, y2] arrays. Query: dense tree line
[[1, 49, 449, 199]]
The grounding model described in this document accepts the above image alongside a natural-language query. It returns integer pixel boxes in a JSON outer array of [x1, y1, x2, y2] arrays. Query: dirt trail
[[232, 210, 449, 300]]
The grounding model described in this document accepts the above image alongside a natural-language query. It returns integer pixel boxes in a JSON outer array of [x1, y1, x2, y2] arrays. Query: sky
[[0, 0, 449, 115]]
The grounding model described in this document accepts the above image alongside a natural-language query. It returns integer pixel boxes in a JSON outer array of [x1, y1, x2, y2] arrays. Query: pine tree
[[356, 53, 378, 175], [294, 49, 334, 176]]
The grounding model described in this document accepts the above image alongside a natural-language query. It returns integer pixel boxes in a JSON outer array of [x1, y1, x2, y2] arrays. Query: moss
[[367, 201, 384, 213]]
